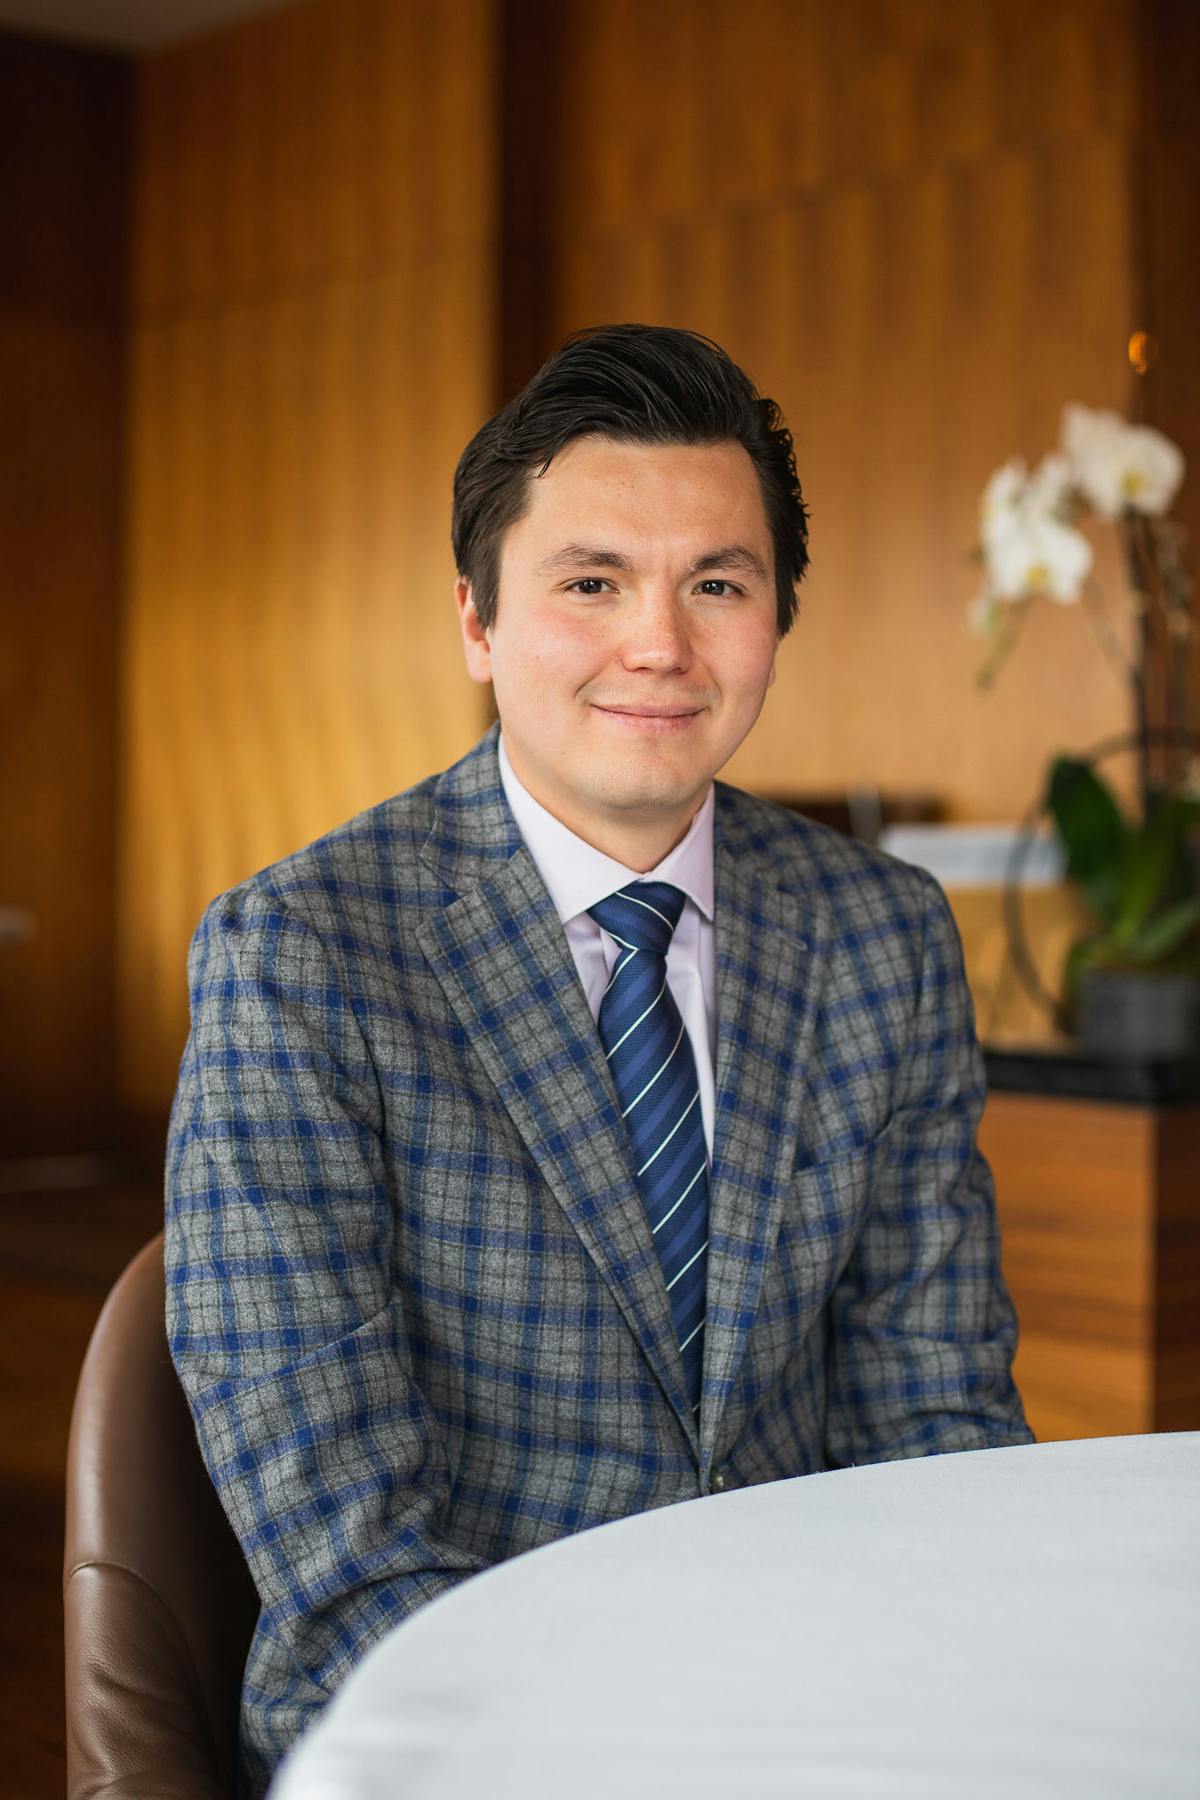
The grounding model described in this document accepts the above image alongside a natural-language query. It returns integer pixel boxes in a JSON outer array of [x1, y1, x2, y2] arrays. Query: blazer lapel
[[699, 785, 832, 1454], [416, 732, 698, 1445]]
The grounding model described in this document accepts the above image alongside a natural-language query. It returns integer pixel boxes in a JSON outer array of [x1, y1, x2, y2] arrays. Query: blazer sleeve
[[822, 869, 1034, 1467], [165, 888, 489, 1740]]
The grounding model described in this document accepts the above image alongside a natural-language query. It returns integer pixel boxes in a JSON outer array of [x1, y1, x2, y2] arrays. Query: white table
[[273, 1434, 1200, 1799]]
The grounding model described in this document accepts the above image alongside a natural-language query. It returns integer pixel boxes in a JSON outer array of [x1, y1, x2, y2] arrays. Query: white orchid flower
[[1027, 451, 1074, 518], [981, 451, 1073, 548], [984, 510, 1093, 604], [1062, 402, 1185, 518], [980, 458, 1027, 551], [970, 403, 1189, 688]]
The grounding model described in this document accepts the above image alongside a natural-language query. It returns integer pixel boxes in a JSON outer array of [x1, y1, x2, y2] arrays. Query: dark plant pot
[[1077, 967, 1200, 1063]]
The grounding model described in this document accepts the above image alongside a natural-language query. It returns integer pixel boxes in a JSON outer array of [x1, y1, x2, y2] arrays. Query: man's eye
[[562, 576, 741, 597]]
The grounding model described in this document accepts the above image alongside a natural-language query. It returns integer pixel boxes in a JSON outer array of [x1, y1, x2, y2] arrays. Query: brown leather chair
[[64, 1233, 259, 1799]]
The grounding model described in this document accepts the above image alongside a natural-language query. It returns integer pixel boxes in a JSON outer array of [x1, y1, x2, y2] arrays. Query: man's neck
[[528, 792, 698, 874], [574, 813, 697, 874]]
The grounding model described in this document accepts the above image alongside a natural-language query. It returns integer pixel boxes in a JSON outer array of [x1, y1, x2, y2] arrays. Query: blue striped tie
[[588, 882, 709, 1415]]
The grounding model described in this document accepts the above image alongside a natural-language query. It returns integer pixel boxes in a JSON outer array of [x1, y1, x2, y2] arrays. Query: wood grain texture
[[982, 1090, 1151, 1440], [1154, 1108, 1200, 1430], [503, 0, 1144, 822], [981, 1093, 1200, 1440], [14, 0, 1194, 1141], [0, 34, 129, 1156], [1137, 0, 1200, 735], [120, 0, 497, 1109]]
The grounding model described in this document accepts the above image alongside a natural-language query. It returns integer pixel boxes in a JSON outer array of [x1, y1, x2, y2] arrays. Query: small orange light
[[1128, 330, 1157, 374]]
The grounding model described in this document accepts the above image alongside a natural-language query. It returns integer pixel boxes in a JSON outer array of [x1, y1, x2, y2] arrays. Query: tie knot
[[588, 882, 686, 958]]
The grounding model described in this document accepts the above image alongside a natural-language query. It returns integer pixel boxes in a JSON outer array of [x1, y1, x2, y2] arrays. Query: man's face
[[456, 435, 779, 865]]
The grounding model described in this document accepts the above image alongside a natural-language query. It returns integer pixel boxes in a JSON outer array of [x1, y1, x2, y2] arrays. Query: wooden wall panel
[[107, 0, 1200, 1116], [981, 1095, 1200, 1443], [0, 34, 129, 1156], [133, 0, 495, 312], [1155, 1110, 1200, 1431], [982, 1096, 1153, 1443], [506, 0, 1143, 822], [120, 0, 497, 1111], [1139, 0, 1200, 728]]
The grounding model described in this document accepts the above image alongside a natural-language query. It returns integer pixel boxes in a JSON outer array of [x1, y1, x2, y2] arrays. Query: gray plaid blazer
[[166, 725, 1030, 1794]]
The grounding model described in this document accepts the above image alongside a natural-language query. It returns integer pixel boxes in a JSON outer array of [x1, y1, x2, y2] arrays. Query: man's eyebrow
[[688, 544, 769, 581], [536, 544, 636, 575], [536, 543, 769, 580]]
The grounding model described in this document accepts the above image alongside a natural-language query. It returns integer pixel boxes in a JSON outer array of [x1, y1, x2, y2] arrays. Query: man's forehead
[[513, 435, 771, 543]]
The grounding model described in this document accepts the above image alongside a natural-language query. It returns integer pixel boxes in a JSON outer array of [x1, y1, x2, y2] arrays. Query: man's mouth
[[590, 702, 706, 733], [591, 703, 705, 718]]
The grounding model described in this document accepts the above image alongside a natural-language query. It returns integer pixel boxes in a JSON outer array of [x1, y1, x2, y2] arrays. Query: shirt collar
[[497, 732, 715, 927]]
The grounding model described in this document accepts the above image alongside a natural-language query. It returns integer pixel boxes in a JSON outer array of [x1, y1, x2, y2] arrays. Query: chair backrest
[[64, 1233, 259, 1800]]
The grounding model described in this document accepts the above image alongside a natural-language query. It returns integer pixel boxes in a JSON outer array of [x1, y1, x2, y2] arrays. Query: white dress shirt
[[497, 734, 717, 1158]]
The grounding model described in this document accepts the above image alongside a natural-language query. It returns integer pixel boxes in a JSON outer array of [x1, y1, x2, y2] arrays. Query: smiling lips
[[592, 702, 707, 733]]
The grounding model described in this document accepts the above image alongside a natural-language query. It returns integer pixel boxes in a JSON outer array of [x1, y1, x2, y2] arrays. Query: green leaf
[[1113, 793, 1200, 942], [1061, 934, 1116, 1009], [1125, 894, 1200, 963], [1046, 757, 1128, 925]]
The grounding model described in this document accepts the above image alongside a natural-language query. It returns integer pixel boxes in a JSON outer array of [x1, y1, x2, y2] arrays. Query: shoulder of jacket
[[714, 781, 940, 916], [193, 775, 442, 938]]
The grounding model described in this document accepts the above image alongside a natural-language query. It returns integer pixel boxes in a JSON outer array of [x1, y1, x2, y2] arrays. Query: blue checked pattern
[[165, 725, 1032, 1797], [589, 883, 709, 1414]]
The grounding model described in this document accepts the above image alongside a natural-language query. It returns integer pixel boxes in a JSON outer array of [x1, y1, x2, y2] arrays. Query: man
[[167, 323, 1031, 1796]]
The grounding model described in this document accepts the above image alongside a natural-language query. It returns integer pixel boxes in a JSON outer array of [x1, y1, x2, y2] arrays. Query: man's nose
[[619, 589, 692, 670]]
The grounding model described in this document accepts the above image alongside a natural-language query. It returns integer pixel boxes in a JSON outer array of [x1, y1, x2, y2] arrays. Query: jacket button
[[711, 1469, 727, 1492]]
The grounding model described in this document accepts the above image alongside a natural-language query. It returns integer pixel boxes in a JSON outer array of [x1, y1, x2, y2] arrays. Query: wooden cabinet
[[980, 1095, 1200, 1442]]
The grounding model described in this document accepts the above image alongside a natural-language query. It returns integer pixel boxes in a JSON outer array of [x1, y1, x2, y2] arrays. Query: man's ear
[[455, 578, 493, 685]]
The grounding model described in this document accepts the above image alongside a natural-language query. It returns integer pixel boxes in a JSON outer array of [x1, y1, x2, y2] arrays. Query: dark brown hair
[[451, 323, 809, 635]]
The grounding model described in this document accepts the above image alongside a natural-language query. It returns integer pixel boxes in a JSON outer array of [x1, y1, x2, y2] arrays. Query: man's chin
[[588, 769, 711, 820]]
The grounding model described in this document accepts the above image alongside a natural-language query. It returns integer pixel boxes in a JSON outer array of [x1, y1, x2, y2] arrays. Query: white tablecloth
[[273, 1433, 1200, 1798]]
